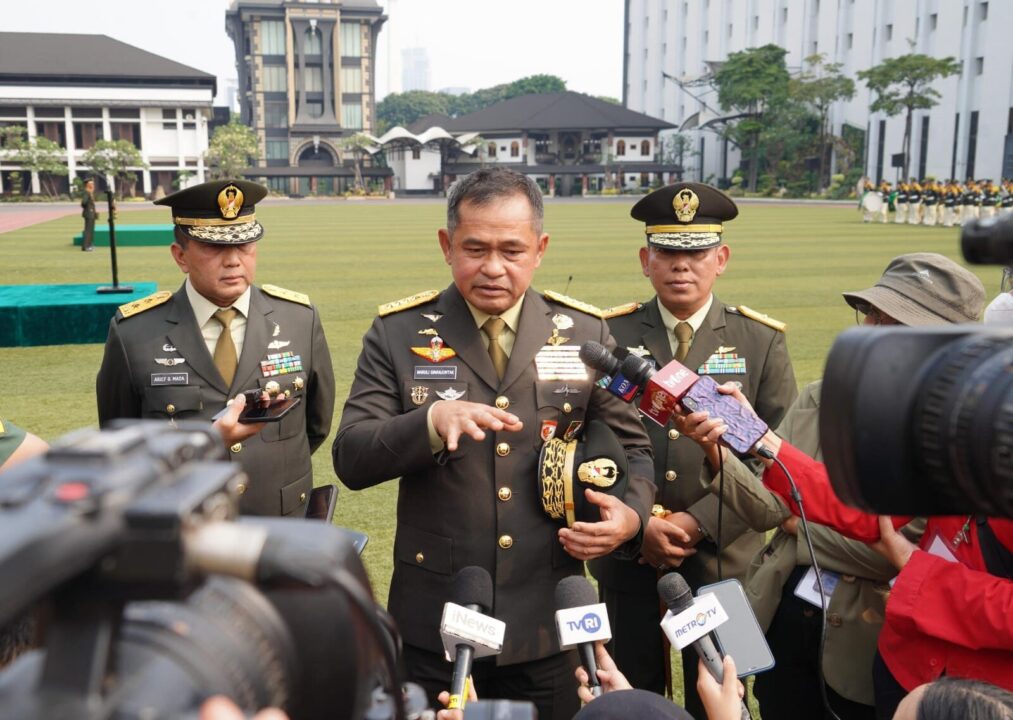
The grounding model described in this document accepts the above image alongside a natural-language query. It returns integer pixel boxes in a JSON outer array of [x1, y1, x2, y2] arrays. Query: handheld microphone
[[439, 566, 503, 711], [554, 575, 612, 698], [579, 342, 641, 401], [658, 573, 750, 720]]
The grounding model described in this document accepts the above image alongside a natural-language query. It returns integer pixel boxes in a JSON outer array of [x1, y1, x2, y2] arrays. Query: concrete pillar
[[64, 106, 76, 182], [581, 174, 588, 197], [26, 106, 40, 194], [548, 174, 556, 197]]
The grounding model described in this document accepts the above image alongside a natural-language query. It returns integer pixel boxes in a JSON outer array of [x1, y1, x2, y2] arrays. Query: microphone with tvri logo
[[554, 575, 612, 698], [439, 567, 504, 711], [579, 341, 640, 401], [657, 573, 750, 720]]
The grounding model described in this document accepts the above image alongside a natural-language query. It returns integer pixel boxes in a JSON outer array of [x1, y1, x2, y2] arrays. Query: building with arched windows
[[226, 0, 391, 195]]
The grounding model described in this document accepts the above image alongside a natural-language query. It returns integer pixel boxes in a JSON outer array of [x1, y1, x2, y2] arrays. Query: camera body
[[0, 422, 385, 720]]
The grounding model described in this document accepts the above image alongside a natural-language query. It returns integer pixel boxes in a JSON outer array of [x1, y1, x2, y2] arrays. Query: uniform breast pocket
[[255, 372, 307, 442], [400, 380, 469, 412], [143, 385, 203, 419], [534, 380, 591, 446]]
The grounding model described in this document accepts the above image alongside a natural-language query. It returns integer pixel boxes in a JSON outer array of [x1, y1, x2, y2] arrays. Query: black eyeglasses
[[854, 301, 901, 326]]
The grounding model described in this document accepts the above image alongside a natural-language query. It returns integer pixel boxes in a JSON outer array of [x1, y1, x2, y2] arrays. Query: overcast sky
[[5, 0, 624, 103]]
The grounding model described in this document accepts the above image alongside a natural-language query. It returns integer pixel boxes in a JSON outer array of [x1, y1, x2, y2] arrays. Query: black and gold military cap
[[539, 420, 629, 527], [631, 182, 739, 250], [154, 179, 267, 244]]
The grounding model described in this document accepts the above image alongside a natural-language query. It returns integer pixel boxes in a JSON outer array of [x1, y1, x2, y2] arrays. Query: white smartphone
[[697, 578, 775, 677]]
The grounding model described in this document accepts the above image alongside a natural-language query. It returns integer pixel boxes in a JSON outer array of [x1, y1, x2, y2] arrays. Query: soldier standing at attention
[[589, 182, 798, 719], [332, 167, 655, 720], [96, 179, 335, 517], [81, 178, 97, 252], [893, 180, 908, 224]]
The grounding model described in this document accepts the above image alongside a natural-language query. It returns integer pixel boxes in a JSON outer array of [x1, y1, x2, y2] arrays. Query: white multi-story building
[[402, 47, 431, 92], [624, 0, 1013, 184], [0, 32, 216, 197]]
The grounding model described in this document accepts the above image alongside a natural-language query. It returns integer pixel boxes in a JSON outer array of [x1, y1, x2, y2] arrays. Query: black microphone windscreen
[[579, 342, 620, 376], [657, 573, 694, 614], [620, 353, 655, 384], [554, 575, 598, 610], [451, 566, 493, 612]]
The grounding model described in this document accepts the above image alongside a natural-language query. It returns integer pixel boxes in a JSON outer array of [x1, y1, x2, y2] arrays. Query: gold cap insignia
[[577, 458, 618, 488], [218, 184, 244, 219], [673, 188, 699, 223]]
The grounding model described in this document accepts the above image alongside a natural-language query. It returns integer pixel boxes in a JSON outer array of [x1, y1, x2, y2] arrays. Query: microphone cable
[[755, 448, 844, 720]]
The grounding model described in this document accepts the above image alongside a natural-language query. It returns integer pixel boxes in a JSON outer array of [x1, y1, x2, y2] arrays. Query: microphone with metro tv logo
[[658, 573, 751, 720], [439, 566, 504, 711], [554, 575, 612, 698]]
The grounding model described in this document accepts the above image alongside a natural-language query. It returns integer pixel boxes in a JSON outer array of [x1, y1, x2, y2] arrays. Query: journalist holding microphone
[[674, 255, 1012, 719]]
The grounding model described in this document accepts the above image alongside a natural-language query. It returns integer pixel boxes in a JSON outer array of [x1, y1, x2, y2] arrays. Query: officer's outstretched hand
[[430, 400, 522, 452], [558, 489, 641, 560], [214, 393, 268, 447]]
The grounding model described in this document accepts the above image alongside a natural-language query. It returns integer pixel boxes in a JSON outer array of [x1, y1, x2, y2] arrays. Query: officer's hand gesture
[[430, 400, 522, 452], [638, 514, 698, 569], [558, 489, 642, 560]]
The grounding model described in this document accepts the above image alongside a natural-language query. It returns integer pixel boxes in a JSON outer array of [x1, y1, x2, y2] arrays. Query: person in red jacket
[[681, 396, 1013, 720]]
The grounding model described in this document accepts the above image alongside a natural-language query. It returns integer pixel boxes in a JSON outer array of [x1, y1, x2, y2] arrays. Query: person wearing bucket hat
[[96, 179, 335, 517], [673, 252, 986, 720], [588, 182, 798, 715]]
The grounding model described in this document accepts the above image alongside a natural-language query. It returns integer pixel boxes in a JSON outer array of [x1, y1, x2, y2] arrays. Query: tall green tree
[[857, 53, 959, 179], [793, 54, 856, 189], [0, 126, 68, 197], [82, 140, 147, 198], [205, 117, 259, 179], [712, 44, 791, 191]]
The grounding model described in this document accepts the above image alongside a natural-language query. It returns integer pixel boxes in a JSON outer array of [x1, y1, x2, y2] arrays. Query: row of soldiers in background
[[861, 177, 1013, 226]]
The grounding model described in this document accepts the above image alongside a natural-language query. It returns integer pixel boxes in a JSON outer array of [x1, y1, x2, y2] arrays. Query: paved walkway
[[0, 202, 149, 235]]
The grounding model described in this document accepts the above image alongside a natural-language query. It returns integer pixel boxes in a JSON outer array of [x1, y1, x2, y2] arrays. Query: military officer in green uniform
[[589, 182, 797, 718], [333, 167, 655, 720], [96, 179, 335, 517], [80, 178, 97, 252]]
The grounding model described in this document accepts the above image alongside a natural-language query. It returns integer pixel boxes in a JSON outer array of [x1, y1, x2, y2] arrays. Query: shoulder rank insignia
[[544, 290, 603, 318], [379, 290, 439, 317], [602, 302, 642, 319], [262, 284, 311, 307], [118, 290, 172, 319], [732, 305, 787, 333]]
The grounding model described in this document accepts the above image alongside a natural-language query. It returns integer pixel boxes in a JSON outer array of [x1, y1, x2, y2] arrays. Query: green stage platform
[[0, 283, 158, 347], [73, 224, 175, 247]]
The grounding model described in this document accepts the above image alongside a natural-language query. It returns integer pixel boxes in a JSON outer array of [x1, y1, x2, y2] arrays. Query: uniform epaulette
[[544, 290, 603, 318], [731, 305, 787, 333], [262, 284, 310, 307], [118, 290, 172, 319], [378, 289, 439, 317], [602, 302, 642, 319]]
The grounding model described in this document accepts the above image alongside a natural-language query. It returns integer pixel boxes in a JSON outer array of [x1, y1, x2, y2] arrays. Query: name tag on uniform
[[414, 365, 458, 380], [151, 372, 189, 386]]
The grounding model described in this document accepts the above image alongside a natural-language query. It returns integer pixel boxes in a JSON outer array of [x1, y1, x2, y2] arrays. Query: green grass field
[[0, 199, 994, 710]]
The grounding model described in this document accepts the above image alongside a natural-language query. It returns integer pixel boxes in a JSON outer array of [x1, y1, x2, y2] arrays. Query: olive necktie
[[213, 308, 239, 386], [482, 317, 508, 380], [674, 321, 693, 363]]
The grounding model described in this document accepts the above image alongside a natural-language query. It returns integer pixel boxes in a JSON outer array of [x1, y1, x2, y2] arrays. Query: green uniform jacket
[[96, 284, 335, 516], [699, 380, 924, 705], [590, 297, 798, 590], [333, 284, 655, 665]]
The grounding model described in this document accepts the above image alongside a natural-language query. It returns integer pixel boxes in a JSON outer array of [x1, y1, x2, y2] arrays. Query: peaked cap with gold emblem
[[631, 181, 739, 250], [154, 179, 267, 244]]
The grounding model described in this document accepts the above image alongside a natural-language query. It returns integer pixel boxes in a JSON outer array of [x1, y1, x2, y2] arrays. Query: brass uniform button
[[498, 535, 513, 549], [495, 395, 510, 410], [668, 429, 680, 440], [230, 442, 243, 454], [416, 552, 424, 564], [828, 614, 843, 628], [293, 376, 305, 390], [236, 483, 247, 495], [265, 380, 281, 396], [664, 470, 677, 482], [299, 492, 307, 503], [651, 503, 668, 518], [496, 442, 510, 457], [166, 403, 176, 414], [563, 402, 573, 413], [498, 487, 512, 501]]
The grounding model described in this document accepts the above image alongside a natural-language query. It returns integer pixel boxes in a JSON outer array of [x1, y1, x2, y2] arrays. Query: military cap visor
[[155, 179, 268, 244], [539, 420, 629, 527], [631, 182, 739, 250]]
